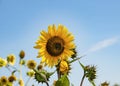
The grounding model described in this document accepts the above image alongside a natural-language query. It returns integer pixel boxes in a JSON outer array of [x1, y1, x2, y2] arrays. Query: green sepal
[[34, 69, 55, 83], [88, 80, 96, 86]]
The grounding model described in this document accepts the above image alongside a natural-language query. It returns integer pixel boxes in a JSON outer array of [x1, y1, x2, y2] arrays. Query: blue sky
[[0, 0, 120, 86]]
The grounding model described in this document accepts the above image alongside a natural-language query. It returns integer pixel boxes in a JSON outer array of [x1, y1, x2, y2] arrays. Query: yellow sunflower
[[0, 57, 7, 67], [0, 76, 8, 85], [19, 79, 24, 86], [27, 60, 37, 69], [34, 24, 75, 67], [59, 60, 70, 74], [7, 54, 16, 66], [8, 75, 17, 83], [27, 70, 35, 77]]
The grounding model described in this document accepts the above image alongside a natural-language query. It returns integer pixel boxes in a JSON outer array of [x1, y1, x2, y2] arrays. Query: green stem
[[25, 77, 31, 86], [80, 73, 85, 86], [45, 82, 49, 86], [56, 63, 61, 80], [57, 69, 61, 79], [6, 66, 12, 72], [8, 64, 17, 70]]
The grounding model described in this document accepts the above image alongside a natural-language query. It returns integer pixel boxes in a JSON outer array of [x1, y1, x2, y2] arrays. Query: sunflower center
[[46, 36, 64, 56], [30, 63, 35, 67], [9, 77, 14, 82], [2, 79, 7, 83], [55, 43, 61, 50]]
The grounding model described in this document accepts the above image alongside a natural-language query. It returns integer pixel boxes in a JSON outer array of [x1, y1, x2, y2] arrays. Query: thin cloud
[[86, 37, 119, 54]]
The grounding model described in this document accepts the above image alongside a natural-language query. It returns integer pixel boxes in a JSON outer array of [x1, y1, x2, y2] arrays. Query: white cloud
[[86, 37, 119, 54]]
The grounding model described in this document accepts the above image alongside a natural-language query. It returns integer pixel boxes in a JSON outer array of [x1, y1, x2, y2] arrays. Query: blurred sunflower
[[27, 70, 35, 77], [0, 76, 8, 85], [27, 60, 37, 69], [0, 57, 7, 67], [7, 54, 16, 66], [8, 75, 17, 83], [19, 79, 24, 86], [34, 24, 75, 67]]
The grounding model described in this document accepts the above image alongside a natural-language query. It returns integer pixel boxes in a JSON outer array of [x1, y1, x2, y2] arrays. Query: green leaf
[[78, 61, 85, 70], [34, 69, 47, 83], [69, 58, 80, 63], [35, 72, 47, 83], [88, 79, 96, 86], [56, 74, 70, 86], [46, 70, 56, 78]]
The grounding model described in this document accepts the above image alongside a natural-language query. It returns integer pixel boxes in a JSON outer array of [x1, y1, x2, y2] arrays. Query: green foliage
[[34, 69, 55, 83], [56, 74, 70, 86], [79, 61, 96, 86]]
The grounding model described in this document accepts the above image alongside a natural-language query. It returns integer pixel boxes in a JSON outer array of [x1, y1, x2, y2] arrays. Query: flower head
[[8, 75, 17, 83], [85, 65, 97, 81], [19, 50, 25, 59], [27, 70, 35, 77], [0, 76, 8, 85], [37, 64, 43, 71], [19, 59, 26, 65], [7, 54, 16, 66], [59, 60, 70, 75], [27, 60, 37, 69], [0, 57, 7, 67], [101, 81, 109, 86], [19, 79, 24, 86], [34, 24, 75, 67]]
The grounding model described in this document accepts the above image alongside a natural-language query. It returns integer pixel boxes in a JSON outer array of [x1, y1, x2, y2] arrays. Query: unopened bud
[[19, 50, 25, 59], [37, 64, 43, 70], [20, 60, 26, 65]]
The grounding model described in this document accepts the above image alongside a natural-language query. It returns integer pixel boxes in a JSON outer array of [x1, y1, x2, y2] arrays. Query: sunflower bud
[[0, 57, 7, 67], [101, 81, 109, 86], [19, 50, 25, 59], [19, 79, 24, 86], [85, 65, 97, 81], [7, 54, 16, 66], [19, 60, 26, 65], [37, 64, 43, 71], [59, 60, 70, 75], [27, 70, 35, 77]]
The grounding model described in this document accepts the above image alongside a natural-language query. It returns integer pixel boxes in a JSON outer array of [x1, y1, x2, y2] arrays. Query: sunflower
[[37, 64, 43, 70], [0, 57, 7, 67], [34, 24, 75, 67], [27, 60, 37, 69], [59, 60, 70, 75], [8, 75, 17, 83], [101, 82, 109, 86], [7, 54, 16, 66], [19, 79, 24, 86], [0, 76, 8, 85], [27, 70, 35, 77]]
